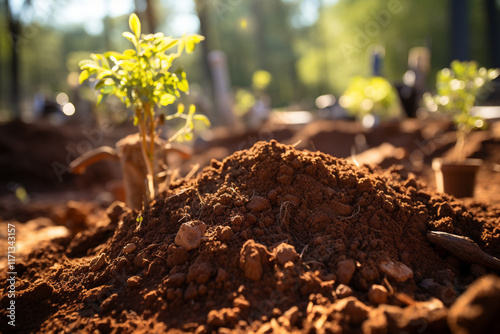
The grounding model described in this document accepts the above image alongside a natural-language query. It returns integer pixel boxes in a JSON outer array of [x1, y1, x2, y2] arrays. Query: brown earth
[[1, 138, 500, 333]]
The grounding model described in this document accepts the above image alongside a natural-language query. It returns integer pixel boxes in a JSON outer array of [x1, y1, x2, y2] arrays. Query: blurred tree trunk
[[144, 0, 156, 33], [450, 0, 470, 61], [274, 0, 299, 94], [485, 0, 500, 67], [135, 0, 156, 33], [134, 0, 157, 34], [193, 0, 216, 123], [0, 9, 3, 111], [194, 0, 213, 88], [103, 1, 113, 50], [4, 0, 21, 119], [251, 0, 268, 70]]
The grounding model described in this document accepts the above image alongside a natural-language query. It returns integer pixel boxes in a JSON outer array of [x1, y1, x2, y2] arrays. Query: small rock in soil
[[89, 253, 107, 272], [336, 259, 356, 284], [336, 284, 354, 299], [246, 196, 271, 212], [123, 243, 137, 254], [127, 276, 141, 288], [274, 243, 299, 265], [239, 239, 270, 281], [216, 225, 234, 242], [175, 220, 207, 251], [379, 260, 413, 282], [368, 284, 388, 305]]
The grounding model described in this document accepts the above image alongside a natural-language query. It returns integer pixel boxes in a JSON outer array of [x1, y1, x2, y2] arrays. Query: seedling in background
[[79, 14, 209, 203], [424, 60, 499, 163], [339, 76, 400, 126]]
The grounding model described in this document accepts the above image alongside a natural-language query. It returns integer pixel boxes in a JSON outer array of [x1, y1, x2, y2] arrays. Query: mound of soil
[[2, 140, 500, 333]]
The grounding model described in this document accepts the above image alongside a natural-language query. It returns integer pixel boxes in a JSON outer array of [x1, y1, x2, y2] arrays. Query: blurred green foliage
[[425, 60, 499, 129], [340, 76, 400, 120], [424, 60, 499, 161], [0, 0, 498, 116]]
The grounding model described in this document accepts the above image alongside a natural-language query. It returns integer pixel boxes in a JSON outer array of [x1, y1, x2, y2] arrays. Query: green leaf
[[160, 93, 176, 106], [102, 85, 115, 95], [129, 13, 141, 40], [177, 103, 185, 114], [123, 49, 137, 57], [95, 79, 110, 90], [96, 69, 113, 80], [104, 51, 126, 60], [185, 34, 205, 54], [157, 38, 179, 53], [96, 94, 104, 106], [79, 70, 89, 84], [143, 33, 154, 41], [194, 114, 211, 126], [79, 60, 101, 71], [175, 68, 189, 93], [188, 104, 196, 115], [91, 53, 110, 69], [122, 32, 137, 45], [178, 34, 205, 55]]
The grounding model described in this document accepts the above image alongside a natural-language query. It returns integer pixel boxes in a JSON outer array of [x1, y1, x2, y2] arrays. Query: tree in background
[[297, 0, 499, 100], [3, 0, 22, 118], [2, 0, 499, 121], [200, 0, 300, 107], [134, 0, 157, 33]]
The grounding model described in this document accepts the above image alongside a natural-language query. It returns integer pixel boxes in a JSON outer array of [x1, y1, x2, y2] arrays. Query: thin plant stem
[[146, 102, 158, 196], [136, 107, 156, 202], [454, 129, 467, 164]]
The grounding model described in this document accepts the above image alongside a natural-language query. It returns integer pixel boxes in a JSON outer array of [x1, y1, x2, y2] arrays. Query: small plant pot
[[432, 158, 482, 198]]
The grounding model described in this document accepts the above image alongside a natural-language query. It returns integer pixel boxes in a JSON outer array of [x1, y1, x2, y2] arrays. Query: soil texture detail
[[1, 140, 500, 333]]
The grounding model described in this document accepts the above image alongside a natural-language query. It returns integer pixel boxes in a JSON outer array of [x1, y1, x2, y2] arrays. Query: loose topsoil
[[2, 140, 500, 333]]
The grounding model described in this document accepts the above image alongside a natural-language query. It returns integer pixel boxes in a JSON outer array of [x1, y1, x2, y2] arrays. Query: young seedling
[[79, 13, 209, 205], [424, 61, 499, 163]]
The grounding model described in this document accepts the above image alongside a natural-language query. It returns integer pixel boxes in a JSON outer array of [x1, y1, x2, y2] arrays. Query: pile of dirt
[[2, 140, 500, 333]]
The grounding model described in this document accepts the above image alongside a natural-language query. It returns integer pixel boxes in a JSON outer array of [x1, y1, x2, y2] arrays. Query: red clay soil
[[2, 140, 500, 333]]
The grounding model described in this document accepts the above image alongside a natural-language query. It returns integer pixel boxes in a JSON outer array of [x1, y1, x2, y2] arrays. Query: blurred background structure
[[1, 0, 500, 124]]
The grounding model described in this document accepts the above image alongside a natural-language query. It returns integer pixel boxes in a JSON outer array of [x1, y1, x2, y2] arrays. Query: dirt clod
[[274, 243, 299, 265], [368, 284, 388, 305], [239, 240, 269, 281], [123, 243, 137, 254], [336, 259, 356, 284], [175, 220, 207, 251], [89, 253, 106, 272], [188, 262, 213, 284], [379, 260, 413, 282], [246, 196, 271, 212]]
